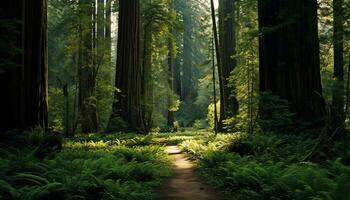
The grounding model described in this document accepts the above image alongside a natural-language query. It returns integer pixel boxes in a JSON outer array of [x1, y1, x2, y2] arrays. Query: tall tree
[[218, 0, 238, 131], [172, 5, 183, 100], [141, 0, 154, 131], [332, 0, 344, 129], [105, 0, 112, 58], [97, 0, 105, 61], [107, 0, 145, 133], [182, 9, 196, 102], [0, 0, 48, 132], [77, 0, 98, 133], [167, 37, 176, 129], [258, 0, 325, 126]]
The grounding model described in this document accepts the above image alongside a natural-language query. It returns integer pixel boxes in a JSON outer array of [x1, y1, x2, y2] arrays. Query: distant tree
[[77, 0, 99, 133], [182, 5, 196, 102], [258, 0, 325, 127], [107, 0, 145, 133], [141, 0, 155, 131], [0, 0, 48, 132], [167, 36, 176, 129], [331, 0, 345, 130]]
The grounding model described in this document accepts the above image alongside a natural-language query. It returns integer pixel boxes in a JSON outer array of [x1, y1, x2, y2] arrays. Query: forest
[[0, 0, 350, 199]]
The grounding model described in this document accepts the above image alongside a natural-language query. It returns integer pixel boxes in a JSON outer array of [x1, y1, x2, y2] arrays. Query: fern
[[15, 173, 50, 186]]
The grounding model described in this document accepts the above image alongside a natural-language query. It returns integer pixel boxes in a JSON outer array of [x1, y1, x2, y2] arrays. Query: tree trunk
[[218, 0, 238, 131], [141, 15, 153, 131], [182, 13, 195, 102], [258, 0, 325, 127], [173, 32, 183, 100], [105, 0, 112, 60], [173, 1, 184, 101], [210, 0, 222, 130], [78, 0, 98, 133], [0, 0, 48, 132], [331, 0, 344, 130], [167, 37, 175, 130], [107, 0, 145, 133], [97, 0, 105, 62]]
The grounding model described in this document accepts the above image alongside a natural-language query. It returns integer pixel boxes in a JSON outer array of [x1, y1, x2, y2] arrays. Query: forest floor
[[1, 130, 349, 199], [156, 145, 221, 200]]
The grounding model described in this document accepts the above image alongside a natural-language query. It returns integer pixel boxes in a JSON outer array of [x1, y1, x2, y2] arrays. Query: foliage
[[0, 131, 171, 200], [48, 0, 115, 134], [221, 0, 259, 132], [207, 101, 220, 131], [258, 91, 295, 133], [180, 132, 350, 200]]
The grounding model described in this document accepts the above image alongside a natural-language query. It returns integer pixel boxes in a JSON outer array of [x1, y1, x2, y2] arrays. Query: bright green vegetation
[[180, 132, 350, 200], [0, 129, 171, 200], [2, 130, 350, 200]]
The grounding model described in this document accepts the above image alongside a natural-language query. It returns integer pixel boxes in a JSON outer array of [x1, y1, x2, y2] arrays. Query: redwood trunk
[[218, 0, 238, 131], [167, 38, 175, 129], [78, 0, 98, 133], [331, 0, 344, 129], [258, 0, 325, 126], [0, 0, 48, 132], [107, 0, 145, 133]]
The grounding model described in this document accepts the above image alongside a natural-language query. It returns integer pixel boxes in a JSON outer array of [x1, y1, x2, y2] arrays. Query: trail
[[157, 145, 221, 200]]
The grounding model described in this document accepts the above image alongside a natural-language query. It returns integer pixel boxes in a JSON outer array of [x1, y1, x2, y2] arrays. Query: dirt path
[[157, 145, 221, 200]]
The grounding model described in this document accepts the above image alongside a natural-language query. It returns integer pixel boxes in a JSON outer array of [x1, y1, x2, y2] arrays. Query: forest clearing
[[1, 0, 350, 199]]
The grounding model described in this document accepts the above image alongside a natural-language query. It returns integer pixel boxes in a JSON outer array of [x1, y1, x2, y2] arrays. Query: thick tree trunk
[[0, 0, 48, 132], [258, 0, 325, 126], [78, 0, 98, 133], [218, 0, 238, 131], [107, 0, 145, 133], [331, 0, 344, 130]]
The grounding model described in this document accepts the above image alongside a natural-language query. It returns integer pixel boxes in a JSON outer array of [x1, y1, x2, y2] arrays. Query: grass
[[151, 130, 211, 145]]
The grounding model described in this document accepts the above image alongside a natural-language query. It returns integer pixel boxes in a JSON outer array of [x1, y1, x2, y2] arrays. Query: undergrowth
[[180, 132, 350, 200], [0, 130, 171, 200]]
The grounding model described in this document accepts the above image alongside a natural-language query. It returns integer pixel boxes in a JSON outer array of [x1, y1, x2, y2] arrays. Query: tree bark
[[331, 0, 344, 130], [258, 0, 325, 126], [97, 0, 105, 61], [141, 11, 153, 131], [78, 0, 99, 133], [167, 37, 175, 130], [0, 0, 48, 132], [182, 13, 196, 102], [107, 0, 145, 133], [210, 0, 222, 130], [173, 31, 183, 100], [105, 0, 112, 59], [218, 0, 238, 131]]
